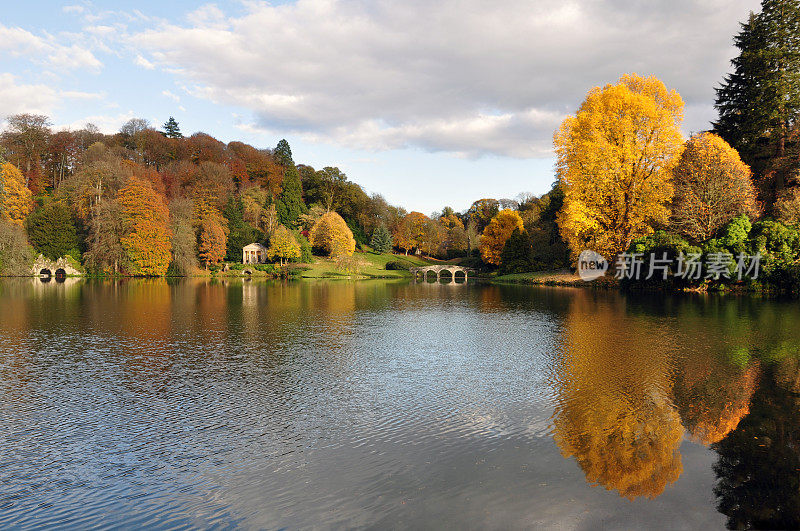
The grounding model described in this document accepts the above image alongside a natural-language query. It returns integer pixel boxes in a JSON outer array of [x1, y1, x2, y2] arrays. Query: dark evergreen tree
[[370, 223, 393, 253], [162, 116, 183, 139], [223, 196, 258, 261], [25, 200, 79, 260], [526, 185, 570, 271], [499, 228, 533, 273], [714, 1, 800, 203], [276, 165, 306, 226], [274, 139, 293, 167], [712, 363, 800, 529]]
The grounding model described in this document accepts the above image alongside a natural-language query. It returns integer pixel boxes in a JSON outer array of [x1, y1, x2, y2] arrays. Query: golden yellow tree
[[555, 74, 685, 261], [267, 225, 301, 265], [309, 211, 355, 257], [479, 209, 524, 265], [0, 162, 33, 227], [671, 132, 759, 241]]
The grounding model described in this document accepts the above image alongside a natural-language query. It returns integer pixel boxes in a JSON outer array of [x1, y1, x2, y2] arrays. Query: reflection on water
[[0, 279, 799, 528]]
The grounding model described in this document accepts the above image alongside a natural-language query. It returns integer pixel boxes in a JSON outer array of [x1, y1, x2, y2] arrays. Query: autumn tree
[[555, 74, 685, 261], [309, 211, 355, 257], [267, 224, 301, 265], [394, 212, 430, 255], [0, 162, 33, 226], [47, 130, 80, 188], [84, 198, 126, 274], [195, 198, 228, 268], [169, 197, 197, 274], [479, 209, 524, 265], [0, 220, 33, 275], [117, 177, 173, 276], [671, 133, 759, 241], [467, 199, 500, 234], [438, 211, 468, 256], [0, 113, 51, 187]]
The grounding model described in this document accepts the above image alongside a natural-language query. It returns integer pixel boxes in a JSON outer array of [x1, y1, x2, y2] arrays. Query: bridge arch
[[409, 265, 472, 284]]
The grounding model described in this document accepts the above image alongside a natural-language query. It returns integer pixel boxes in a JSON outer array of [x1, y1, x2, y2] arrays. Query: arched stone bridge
[[409, 264, 472, 283]]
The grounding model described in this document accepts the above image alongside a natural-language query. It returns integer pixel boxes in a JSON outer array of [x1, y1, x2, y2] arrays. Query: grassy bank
[[292, 252, 440, 279], [491, 269, 620, 289]]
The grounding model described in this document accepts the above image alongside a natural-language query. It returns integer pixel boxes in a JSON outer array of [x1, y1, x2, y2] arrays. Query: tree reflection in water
[[551, 291, 684, 500], [552, 289, 800, 527], [712, 356, 800, 529]]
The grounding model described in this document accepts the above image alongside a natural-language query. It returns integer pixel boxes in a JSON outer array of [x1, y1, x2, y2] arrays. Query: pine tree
[[276, 165, 305, 226], [223, 196, 258, 261], [370, 223, 393, 253], [714, 1, 800, 202], [499, 228, 533, 274], [274, 139, 293, 166], [163, 116, 183, 139]]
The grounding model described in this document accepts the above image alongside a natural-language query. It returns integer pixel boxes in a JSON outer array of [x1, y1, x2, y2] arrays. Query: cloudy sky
[[0, 0, 760, 213]]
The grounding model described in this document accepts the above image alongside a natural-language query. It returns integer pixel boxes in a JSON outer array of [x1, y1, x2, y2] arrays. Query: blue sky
[[0, 0, 760, 214]]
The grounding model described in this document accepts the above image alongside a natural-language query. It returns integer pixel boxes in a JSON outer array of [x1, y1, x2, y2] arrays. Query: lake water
[[0, 278, 798, 529]]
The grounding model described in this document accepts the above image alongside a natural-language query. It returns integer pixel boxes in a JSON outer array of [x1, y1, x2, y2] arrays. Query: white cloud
[[0, 22, 102, 72], [131, 0, 761, 158], [135, 54, 155, 69], [64, 111, 138, 134], [0, 73, 102, 118], [162, 90, 180, 102], [62, 5, 85, 14]]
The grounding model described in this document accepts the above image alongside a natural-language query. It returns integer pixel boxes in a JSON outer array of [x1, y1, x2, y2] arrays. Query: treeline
[[0, 114, 568, 276], [552, 0, 800, 292]]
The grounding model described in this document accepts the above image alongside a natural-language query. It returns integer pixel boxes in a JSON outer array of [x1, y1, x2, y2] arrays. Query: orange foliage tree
[[195, 198, 228, 268], [117, 177, 173, 276], [671, 132, 760, 241], [479, 209, 524, 265], [394, 212, 430, 255], [0, 162, 33, 227], [309, 211, 355, 257]]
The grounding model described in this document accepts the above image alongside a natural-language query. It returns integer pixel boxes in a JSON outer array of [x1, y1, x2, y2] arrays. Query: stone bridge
[[408, 264, 472, 283], [32, 255, 83, 279]]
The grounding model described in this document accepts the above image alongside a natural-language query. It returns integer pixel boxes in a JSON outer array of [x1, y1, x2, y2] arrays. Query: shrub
[[385, 260, 408, 271]]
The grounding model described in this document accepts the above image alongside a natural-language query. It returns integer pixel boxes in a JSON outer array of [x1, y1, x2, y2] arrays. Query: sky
[[0, 0, 761, 214]]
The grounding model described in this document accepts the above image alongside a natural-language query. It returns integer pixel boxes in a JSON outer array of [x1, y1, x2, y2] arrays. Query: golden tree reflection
[[552, 290, 684, 500], [673, 349, 759, 446]]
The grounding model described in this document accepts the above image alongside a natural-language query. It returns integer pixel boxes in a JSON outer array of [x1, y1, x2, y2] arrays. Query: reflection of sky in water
[[0, 279, 797, 528]]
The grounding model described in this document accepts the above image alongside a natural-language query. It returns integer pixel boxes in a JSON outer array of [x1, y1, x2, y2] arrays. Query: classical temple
[[242, 243, 268, 264]]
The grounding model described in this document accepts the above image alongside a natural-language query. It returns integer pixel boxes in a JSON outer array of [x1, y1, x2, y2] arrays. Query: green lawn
[[294, 252, 440, 279]]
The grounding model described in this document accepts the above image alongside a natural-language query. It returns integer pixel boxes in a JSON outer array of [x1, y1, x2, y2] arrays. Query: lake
[[0, 279, 798, 529]]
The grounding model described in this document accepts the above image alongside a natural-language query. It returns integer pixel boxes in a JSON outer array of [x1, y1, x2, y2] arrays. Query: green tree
[[276, 165, 305, 226], [499, 228, 534, 273], [162, 116, 183, 139], [26, 200, 79, 260], [274, 139, 293, 166], [370, 223, 393, 253], [223, 196, 258, 261], [714, 1, 800, 202]]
